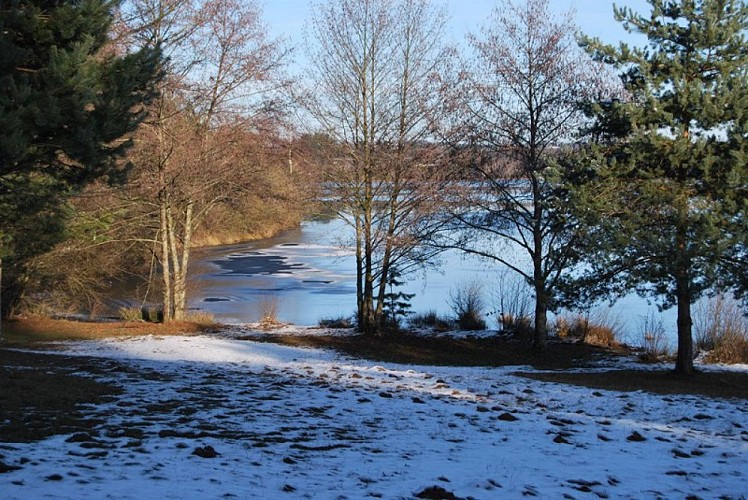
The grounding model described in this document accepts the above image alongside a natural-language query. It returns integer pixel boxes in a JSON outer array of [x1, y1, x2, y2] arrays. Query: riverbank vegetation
[[1, 0, 747, 375], [1, 0, 315, 325]]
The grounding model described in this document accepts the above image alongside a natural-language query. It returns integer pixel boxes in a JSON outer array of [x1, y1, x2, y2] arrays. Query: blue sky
[[262, 0, 654, 55]]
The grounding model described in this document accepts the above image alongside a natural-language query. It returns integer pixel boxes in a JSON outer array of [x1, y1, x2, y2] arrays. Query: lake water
[[190, 218, 678, 344]]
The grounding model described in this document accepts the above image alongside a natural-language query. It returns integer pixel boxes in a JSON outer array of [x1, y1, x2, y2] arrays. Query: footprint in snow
[[496, 412, 519, 422], [626, 431, 647, 442], [553, 433, 572, 444]]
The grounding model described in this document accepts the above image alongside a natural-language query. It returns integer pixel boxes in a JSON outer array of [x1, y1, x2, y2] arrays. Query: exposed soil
[[248, 331, 629, 370], [253, 332, 748, 400], [0, 349, 125, 442], [520, 369, 748, 400]]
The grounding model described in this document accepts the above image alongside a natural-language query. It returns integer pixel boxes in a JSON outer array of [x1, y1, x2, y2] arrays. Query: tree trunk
[[362, 224, 376, 335], [173, 201, 194, 321], [375, 259, 390, 329], [674, 243, 694, 374], [156, 98, 172, 323], [355, 214, 364, 329], [374, 195, 399, 328], [673, 215, 695, 375], [159, 194, 172, 322], [534, 284, 549, 349], [166, 205, 181, 293], [674, 278, 694, 375], [361, 170, 376, 335], [531, 172, 548, 349]]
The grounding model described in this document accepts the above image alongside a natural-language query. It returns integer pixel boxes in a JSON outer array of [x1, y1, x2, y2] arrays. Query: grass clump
[[500, 313, 533, 338], [185, 311, 215, 326], [118, 306, 212, 326], [695, 296, 748, 364], [637, 312, 671, 363], [119, 306, 143, 322], [318, 316, 354, 329], [491, 269, 533, 338], [408, 310, 453, 332], [449, 281, 487, 331], [258, 296, 282, 329], [555, 310, 621, 347]]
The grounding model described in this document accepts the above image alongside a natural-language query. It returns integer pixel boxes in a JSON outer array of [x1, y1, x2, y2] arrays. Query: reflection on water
[[190, 218, 677, 342]]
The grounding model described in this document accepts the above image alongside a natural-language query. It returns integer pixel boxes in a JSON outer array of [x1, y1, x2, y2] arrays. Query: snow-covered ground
[[2, 327, 747, 499]]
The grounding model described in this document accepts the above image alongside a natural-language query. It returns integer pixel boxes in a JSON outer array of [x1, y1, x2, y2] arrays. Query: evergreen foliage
[[382, 267, 414, 330], [573, 0, 748, 375], [0, 0, 161, 316]]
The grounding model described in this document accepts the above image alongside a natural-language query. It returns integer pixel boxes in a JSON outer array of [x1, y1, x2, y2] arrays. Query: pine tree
[[575, 0, 748, 375], [382, 267, 414, 330], [0, 0, 161, 320]]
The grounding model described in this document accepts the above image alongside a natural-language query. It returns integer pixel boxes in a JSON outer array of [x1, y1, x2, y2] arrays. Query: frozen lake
[[190, 218, 677, 344]]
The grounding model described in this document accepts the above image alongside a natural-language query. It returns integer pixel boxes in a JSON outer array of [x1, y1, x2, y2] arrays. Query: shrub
[[409, 310, 453, 332], [637, 312, 670, 363], [258, 296, 280, 329], [491, 269, 532, 336], [449, 281, 487, 331], [500, 313, 533, 338], [318, 316, 354, 329], [186, 311, 215, 326], [555, 310, 621, 347], [119, 306, 143, 322], [695, 296, 748, 364]]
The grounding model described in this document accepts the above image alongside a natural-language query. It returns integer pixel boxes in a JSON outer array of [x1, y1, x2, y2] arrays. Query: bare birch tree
[[305, 0, 450, 334], [121, 0, 288, 320]]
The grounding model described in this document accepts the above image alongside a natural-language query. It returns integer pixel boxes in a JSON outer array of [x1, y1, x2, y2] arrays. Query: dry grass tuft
[[185, 311, 215, 326], [118, 306, 143, 322], [707, 332, 748, 364], [555, 311, 621, 347], [258, 296, 282, 329], [695, 296, 748, 364], [500, 313, 534, 339], [408, 310, 452, 332], [637, 313, 671, 363], [2, 316, 211, 347]]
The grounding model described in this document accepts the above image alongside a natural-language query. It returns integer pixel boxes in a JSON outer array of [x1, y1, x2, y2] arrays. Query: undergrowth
[[637, 312, 671, 363], [555, 310, 622, 347], [409, 310, 452, 332], [695, 296, 748, 364], [449, 281, 487, 331]]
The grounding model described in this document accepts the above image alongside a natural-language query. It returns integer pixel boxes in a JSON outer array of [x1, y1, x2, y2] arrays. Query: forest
[[2, 0, 748, 379]]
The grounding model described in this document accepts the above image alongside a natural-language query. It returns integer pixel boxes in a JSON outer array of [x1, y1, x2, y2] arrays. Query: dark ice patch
[[213, 254, 305, 276]]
